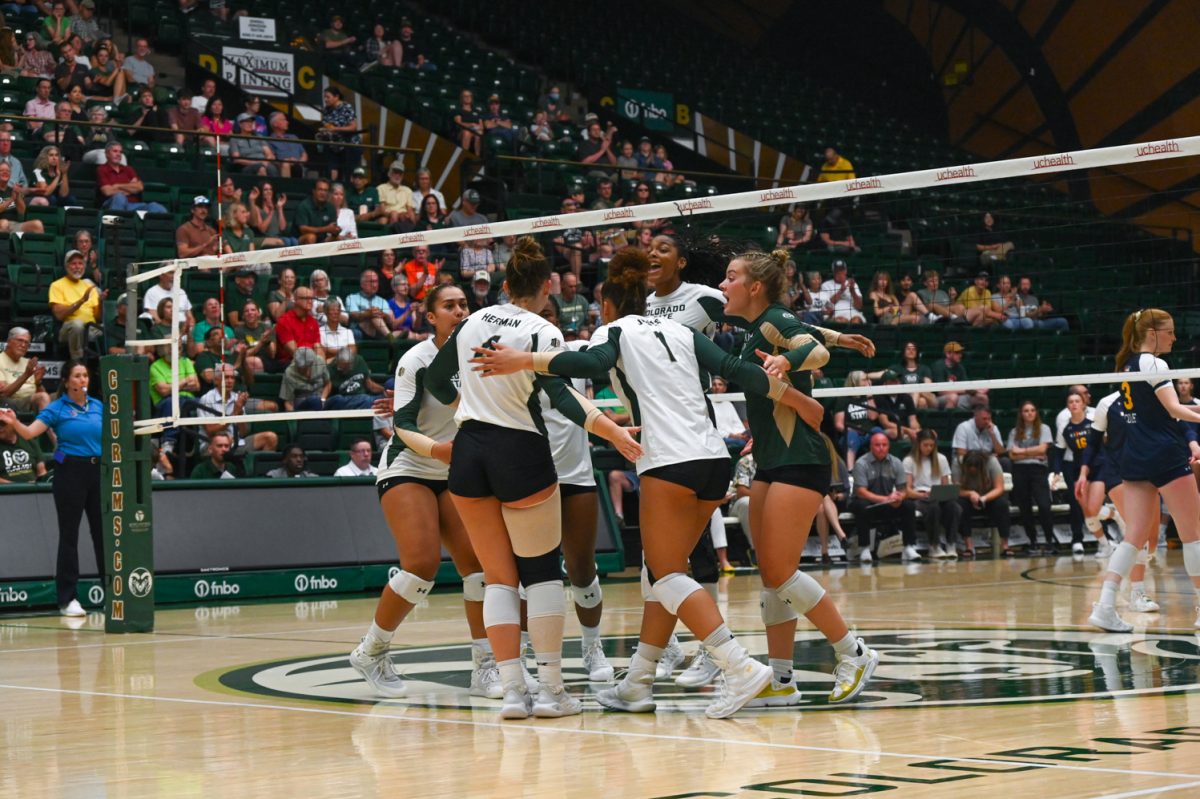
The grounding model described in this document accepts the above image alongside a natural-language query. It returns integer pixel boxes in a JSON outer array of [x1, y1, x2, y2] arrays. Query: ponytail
[[1116, 307, 1171, 371]]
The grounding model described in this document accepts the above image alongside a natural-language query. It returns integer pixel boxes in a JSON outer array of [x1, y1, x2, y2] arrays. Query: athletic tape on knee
[[502, 486, 562, 557], [650, 572, 704, 616], [482, 584, 520, 628], [776, 570, 827, 615], [388, 570, 435, 604], [571, 576, 602, 609], [1184, 541, 1200, 576], [462, 572, 486, 603], [525, 580, 565, 620], [1107, 541, 1139, 579], [516, 549, 561, 587], [640, 565, 654, 602], [760, 588, 799, 626]]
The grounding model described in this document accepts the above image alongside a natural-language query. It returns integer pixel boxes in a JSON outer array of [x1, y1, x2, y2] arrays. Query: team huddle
[[346, 231, 1200, 719]]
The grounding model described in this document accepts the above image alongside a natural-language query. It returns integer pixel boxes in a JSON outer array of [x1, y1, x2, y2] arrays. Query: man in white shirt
[[816, 260, 864, 323], [318, 298, 356, 361], [141, 269, 195, 332], [334, 439, 377, 477], [412, 167, 445, 213]]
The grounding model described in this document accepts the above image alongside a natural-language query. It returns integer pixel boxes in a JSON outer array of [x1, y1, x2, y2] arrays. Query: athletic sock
[[535, 653, 563, 689], [473, 637, 492, 654], [497, 658, 524, 690], [1131, 581, 1145, 598], [769, 657, 794, 685], [365, 621, 393, 651], [626, 642, 663, 682], [1085, 516, 1103, 537], [580, 623, 601, 650], [702, 624, 742, 667], [832, 631, 860, 658], [1100, 579, 1119, 608]]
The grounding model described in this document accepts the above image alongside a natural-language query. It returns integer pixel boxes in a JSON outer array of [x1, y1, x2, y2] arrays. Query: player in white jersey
[[347, 284, 498, 699], [472, 248, 826, 718], [537, 301, 613, 682], [423, 238, 641, 720]]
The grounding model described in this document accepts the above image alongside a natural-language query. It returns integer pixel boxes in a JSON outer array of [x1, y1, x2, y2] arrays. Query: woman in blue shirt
[[0, 361, 103, 617]]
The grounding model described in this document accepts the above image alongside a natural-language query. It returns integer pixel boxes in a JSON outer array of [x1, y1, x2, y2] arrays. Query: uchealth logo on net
[[758, 189, 796, 203], [935, 166, 976, 182], [602, 208, 635, 221], [395, 232, 426, 245], [294, 574, 339, 592], [1136, 140, 1181, 158], [844, 178, 883, 192], [1031, 154, 1075, 170]]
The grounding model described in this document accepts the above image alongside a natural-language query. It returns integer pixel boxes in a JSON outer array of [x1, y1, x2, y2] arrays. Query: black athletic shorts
[[1124, 461, 1193, 489], [754, 463, 830, 495], [448, 420, 558, 503], [377, 475, 449, 499], [560, 483, 598, 497], [642, 457, 731, 501]]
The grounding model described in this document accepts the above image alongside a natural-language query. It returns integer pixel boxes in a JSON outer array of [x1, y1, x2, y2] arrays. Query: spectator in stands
[[121, 37, 154, 88], [192, 77, 216, 115], [347, 167, 385, 223], [98, 141, 165, 212], [319, 86, 359, 181], [239, 95, 266, 135], [833, 370, 880, 470], [63, 83, 86, 121], [578, 121, 616, 177], [189, 296, 234, 358], [175, 195, 220, 258], [363, 23, 402, 69], [551, 196, 592, 281], [956, 271, 1004, 328], [481, 93, 515, 149], [141, 268, 194, 333], [49, 249, 104, 358], [265, 112, 305, 178], [267, 443, 318, 479], [28, 144, 73, 207], [222, 203, 257, 256], [0, 162, 40, 233], [467, 270, 498, 313], [237, 299, 276, 375], [459, 231, 497, 280], [590, 177, 615, 211], [953, 397, 1007, 465], [915, 269, 965, 323], [102, 293, 127, 354], [796, 269, 825, 323], [448, 186, 487, 229], [189, 430, 243, 479], [867, 270, 913, 325], [24, 78, 54, 133], [266, 266, 296, 321], [80, 104, 119, 164], [402, 245, 441, 302], [819, 206, 860, 253], [228, 112, 276, 176], [932, 340, 987, 410], [376, 160, 415, 226], [335, 438, 377, 477], [1015, 276, 1069, 331], [615, 140, 639, 181], [776, 205, 813, 252], [708, 375, 749, 448], [396, 17, 435, 71], [248, 181, 293, 247], [903, 429, 960, 558], [327, 347, 384, 409], [851, 432, 920, 562], [0, 410, 45, 482], [546, 271, 584, 334], [976, 211, 1014, 266], [274, 285, 319, 366], [87, 44, 125, 102], [71, 0, 105, 49], [634, 136, 659, 181], [888, 340, 936, 408], [199, 97, 232, 150], [956, 450, 1010, 557], [321, 14, 357, 59], [193, 326, 243, 392], [541, 84, 570, 123], [450, 88, 484, 157], [18, 31, 55, 78], [414, 194, 448, 258], [294, 177, 339, 245], [816, 145, 855, 183], [280, 347, 329, 411], [654, 144, 684, 187], [43, 2, 71, 49], [0, 327, 50, 414], [345, 269, 394, 341], [53, 40, 89, 93], [43, 100, 84, 160], [815, 260, 864, 323], [318, 298, 355, 361], [874, 369, 920, 444], [307, 269, 342, 326], [528, 109, 553, 143], [0, 29, 15, 75], [411, 167, 445, 213], [129, 86, 169, 143], [195, 361, 278, 445], [0, 131, 28, 187]]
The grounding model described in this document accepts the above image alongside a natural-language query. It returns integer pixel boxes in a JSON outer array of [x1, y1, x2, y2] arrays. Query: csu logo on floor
[[206, 629, 1200, 712]]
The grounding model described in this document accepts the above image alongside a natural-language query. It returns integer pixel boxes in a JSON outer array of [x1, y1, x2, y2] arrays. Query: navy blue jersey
[[1058, 417, 1092, 461], [1118, 353, 1189, 479], [1089, 391, 1128, 485]]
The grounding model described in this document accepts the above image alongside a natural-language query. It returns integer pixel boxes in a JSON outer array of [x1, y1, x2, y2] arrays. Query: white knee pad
[[649, 572, 704, 616], [389, 570, 435, 604], [760, 588, 799, 626], [1136, 549, 1150, 566], [640, 565, 654, 602], [776, 570, 827, 615], [462, 572, 486, 603], [1183, 541, 1200, 576], [502, 486, 562, 557], [1106, 541, 1139, 579], [571, 576, 602, 609], [525, 580, 565, 619], [482, 584, 521, 628]]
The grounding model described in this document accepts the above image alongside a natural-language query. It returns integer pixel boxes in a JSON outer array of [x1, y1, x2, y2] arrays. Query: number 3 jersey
[[1118, 353, 1189, 475]]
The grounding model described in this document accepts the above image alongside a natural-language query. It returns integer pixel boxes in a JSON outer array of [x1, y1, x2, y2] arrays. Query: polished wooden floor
[[5, 553, 1200, 799]]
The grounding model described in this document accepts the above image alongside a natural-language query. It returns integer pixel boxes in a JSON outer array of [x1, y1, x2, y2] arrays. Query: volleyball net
[[119, 133, 1200, 437]]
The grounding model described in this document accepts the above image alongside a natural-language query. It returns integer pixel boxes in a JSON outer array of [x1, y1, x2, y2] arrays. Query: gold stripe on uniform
[[759, 323, 830, 371]]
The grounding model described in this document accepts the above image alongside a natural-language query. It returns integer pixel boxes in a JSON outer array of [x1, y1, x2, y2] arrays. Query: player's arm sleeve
[[758, 310, 830, 371], [537, 374, 605, 433], [423, 324, 462, 406], [691, 330, 791, 401], [538, 337, 619, 378], [697, 294, 732, 325], [391, 364, 436, 458]]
